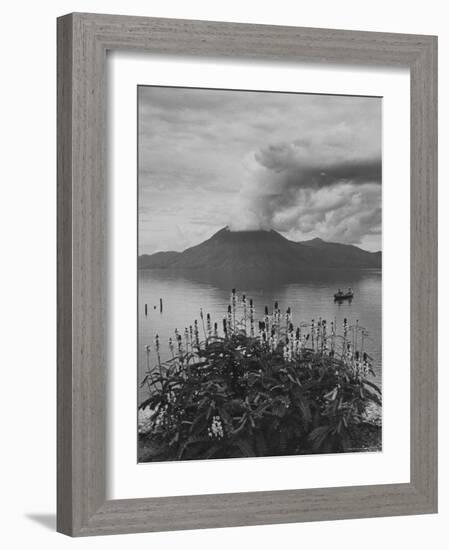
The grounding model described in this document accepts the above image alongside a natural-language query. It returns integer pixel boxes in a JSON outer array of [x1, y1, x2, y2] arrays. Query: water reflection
[[138, 268, 382, 400]]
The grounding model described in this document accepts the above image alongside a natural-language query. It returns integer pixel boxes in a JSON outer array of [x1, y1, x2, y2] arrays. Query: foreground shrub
[[139, 326, 381, 461]]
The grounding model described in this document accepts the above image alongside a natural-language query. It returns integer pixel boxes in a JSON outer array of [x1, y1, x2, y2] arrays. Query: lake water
[[138, 269, 382, 401]]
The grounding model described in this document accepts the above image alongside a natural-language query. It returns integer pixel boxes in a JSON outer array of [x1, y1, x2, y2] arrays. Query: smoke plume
[[229, 139, 381, 247]]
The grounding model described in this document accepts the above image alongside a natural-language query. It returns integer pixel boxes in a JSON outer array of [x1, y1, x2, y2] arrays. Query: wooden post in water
[[144, 304, 148, 316], [160, 298, 163, 313]]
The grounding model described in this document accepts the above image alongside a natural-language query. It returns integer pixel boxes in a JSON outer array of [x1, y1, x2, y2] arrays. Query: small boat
[[334, 290, 354, 301]]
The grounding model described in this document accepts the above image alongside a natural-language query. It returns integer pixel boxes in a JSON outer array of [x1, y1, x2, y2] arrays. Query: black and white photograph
[[137, 85, 382, 462], [1, 1, 441, 543]]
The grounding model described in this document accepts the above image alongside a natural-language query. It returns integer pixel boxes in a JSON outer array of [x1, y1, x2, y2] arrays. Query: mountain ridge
[[138, 227, 381, 272]]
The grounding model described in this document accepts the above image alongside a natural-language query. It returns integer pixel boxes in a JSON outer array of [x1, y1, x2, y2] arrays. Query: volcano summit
[[138, 227, 381, 274]]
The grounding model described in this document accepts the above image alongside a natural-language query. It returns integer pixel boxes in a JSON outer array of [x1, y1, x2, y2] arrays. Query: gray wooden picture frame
[[57, 12, 438, 537]]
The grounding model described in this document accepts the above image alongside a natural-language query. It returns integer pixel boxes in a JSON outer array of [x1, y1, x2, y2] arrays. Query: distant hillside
[[138, 227, 381, 272]]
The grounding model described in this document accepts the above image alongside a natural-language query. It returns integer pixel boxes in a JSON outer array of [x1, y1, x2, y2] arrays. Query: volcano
[[138, 227, 381, 273]]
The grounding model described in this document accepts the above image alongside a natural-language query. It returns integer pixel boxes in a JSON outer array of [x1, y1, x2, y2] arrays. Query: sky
[[138, 86, 381, 255]]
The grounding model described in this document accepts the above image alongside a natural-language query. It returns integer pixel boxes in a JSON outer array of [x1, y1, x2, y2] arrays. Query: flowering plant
[[139, 292, 381, 461]]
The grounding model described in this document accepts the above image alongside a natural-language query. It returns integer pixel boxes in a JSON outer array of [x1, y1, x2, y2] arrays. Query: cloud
[[229, 133, 382, 246], [276, 183, 382, 245], [138, 86, 382, 252]]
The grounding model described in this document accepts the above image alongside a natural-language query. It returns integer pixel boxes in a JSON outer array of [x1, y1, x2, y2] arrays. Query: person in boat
[[348, 287, 353, 294]]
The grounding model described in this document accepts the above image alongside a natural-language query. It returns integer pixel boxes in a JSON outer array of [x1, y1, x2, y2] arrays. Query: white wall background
[[0, 1, 445, 548]]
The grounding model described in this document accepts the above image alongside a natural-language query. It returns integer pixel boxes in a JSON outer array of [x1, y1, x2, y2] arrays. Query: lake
[[138, 268, 382, 402]]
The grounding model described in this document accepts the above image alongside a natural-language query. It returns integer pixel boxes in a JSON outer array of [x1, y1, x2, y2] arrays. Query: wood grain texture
[[57, 12, 438, 536], [57, 13, 74, 536], [409, 36, 438, 508]]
